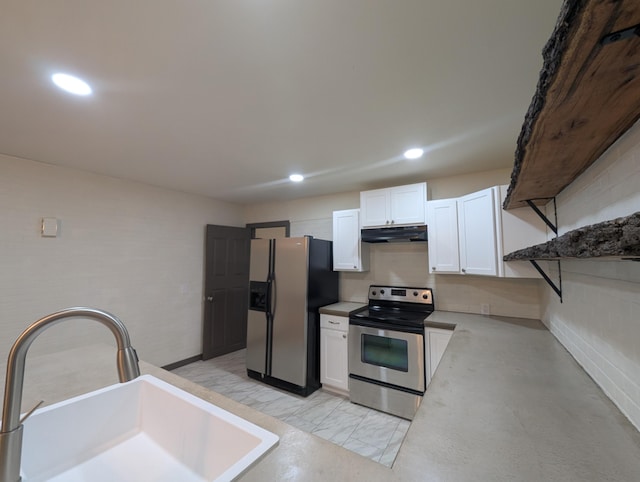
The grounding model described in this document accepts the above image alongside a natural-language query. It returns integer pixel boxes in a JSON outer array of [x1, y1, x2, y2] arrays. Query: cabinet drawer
[[320, 314, 349, 332]]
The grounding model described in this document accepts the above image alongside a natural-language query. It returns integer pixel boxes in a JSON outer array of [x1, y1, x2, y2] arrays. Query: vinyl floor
[[172, 349, 410, 467]]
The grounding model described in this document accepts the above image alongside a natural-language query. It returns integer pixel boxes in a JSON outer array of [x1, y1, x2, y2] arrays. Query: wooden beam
[[504, 0, 640, 209]]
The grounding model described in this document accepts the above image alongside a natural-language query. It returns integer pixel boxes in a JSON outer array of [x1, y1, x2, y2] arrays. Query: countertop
[[318, 301, 367, 317], [4, 311, 640, 481]]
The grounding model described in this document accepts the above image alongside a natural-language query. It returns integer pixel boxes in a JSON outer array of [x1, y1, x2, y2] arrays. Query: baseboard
[[161, 354, 202, 371], [549, 318, 640, 432]]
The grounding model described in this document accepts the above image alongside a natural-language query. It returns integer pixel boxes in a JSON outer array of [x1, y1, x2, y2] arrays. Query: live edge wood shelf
[[504, 212, 640, 261], [503, 0, 640, 210]]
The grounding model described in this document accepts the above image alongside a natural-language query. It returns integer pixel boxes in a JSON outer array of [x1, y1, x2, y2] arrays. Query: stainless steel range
[[349, 285, 434, 420]]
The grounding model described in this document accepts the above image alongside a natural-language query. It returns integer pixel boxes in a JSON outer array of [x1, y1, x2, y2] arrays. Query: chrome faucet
[[0, 307, 140, 482]]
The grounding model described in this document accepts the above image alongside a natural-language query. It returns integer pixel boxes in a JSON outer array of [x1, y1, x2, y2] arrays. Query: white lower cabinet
[[320, 314, 349, 394], [425, 327, 453, 387]]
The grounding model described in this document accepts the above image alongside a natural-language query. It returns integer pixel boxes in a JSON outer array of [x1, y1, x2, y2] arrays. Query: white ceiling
[[1, 1, 562, 204]]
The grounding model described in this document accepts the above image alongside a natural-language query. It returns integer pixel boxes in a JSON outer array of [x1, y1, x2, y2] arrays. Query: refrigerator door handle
[[271, 277, 277, 318], [266, 278, 273, 315]]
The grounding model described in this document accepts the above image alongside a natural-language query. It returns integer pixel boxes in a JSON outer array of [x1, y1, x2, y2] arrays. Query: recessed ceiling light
[[289, 174, 304, 182], [51, 73, 92, 96], [404, 148, 424, 160]]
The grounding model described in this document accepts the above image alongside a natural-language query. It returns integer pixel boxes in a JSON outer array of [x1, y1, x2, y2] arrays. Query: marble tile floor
[[172, 349, 410, 467]]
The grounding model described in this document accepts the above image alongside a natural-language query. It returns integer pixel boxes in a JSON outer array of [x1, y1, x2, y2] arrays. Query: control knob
[[413, 291, 418, 297]]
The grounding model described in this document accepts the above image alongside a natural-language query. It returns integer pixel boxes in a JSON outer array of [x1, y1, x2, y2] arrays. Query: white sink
[[20, 375, 278, 481]]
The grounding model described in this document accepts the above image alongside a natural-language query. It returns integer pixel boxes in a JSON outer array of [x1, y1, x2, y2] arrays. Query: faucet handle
[[19, 400, 44, 424]]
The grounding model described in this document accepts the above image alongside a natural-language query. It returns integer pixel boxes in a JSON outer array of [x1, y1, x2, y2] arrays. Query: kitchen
[[2, 0, 640, 480]]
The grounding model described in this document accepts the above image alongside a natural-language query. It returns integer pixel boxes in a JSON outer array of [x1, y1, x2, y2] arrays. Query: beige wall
[[244, 167, 542, 319], [340, 243, 541, 319], [0, 154, 244, 367], [426, 168, 513, 200], [540, 120, 640, 430], [245, 191, 359, 225]]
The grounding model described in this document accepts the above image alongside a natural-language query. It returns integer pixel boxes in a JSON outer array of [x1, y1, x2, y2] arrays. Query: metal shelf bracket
[[524, 198, 562, 301], [530, 260, 563, 303], [525, 198, 558, 235]]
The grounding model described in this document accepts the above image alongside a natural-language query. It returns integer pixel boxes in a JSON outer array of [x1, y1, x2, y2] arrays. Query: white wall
[[541, 120, 640, 430], [244, 168, 543, 319], [0, 154, 244, 367]]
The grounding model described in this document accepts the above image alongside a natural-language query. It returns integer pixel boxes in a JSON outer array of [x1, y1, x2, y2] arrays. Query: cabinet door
[[389, 183, 426, 225], [457, 187, 498, 276], [425, 328, 453, 386], [332, 209, 369, 271], [426, 199, 460, 273], [360, 189, 390, 227], [320, 328, 349, 392]]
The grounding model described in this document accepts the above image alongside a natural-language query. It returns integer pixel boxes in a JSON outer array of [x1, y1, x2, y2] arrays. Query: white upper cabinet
[[359, 188, 389, 227], [332, 209, 369, 272], [389, 183, 427, 225], [457, 187, 499, 276], [426, 199, 460, 273], [360, 182, 427, 228], [426, 185, 547, 278]]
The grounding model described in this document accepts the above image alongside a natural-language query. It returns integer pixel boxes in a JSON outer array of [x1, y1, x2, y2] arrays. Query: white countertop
[[4, 312, 640, 481]]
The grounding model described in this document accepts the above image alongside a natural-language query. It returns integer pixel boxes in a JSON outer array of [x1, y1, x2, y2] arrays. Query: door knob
[[206, 296, 213, 302]]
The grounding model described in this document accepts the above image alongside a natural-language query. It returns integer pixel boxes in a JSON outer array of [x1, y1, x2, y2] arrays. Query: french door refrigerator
[[246, 236, 339, 396]]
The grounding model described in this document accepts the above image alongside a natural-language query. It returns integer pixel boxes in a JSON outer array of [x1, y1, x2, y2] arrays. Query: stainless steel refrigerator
[[246, 236, 339, 396]]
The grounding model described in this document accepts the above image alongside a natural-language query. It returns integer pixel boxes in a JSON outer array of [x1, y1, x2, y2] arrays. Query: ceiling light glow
[[51, 73, 92, 96], [403, 148, 424, 160], [289, 174, 304, 182]]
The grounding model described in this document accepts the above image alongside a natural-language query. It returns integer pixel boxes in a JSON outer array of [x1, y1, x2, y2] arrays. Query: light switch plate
[[41, 217, 59, 237]]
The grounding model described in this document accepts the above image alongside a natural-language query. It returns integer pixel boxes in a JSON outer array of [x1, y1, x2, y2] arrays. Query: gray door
[[270, 237, 309, 386], [202, 225, 250, 360], [246, 238, 270, 374]]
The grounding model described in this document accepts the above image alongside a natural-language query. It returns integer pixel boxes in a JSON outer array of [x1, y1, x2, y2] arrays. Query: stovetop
[[350, 285, 435, 328], [351, 307, 432, 327]]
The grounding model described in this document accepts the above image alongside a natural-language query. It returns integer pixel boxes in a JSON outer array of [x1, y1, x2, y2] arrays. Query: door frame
[[246, 220, 290, 239]]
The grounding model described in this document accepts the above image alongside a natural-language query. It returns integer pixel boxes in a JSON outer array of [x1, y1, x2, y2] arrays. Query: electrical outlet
[[480, 303, 490, 315]]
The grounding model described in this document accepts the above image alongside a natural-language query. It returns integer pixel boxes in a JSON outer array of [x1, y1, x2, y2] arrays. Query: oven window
[[361, 334, 408, 372]]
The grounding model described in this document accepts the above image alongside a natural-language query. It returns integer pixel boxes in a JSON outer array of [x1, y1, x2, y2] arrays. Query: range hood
[[361, 225, 427, 243]]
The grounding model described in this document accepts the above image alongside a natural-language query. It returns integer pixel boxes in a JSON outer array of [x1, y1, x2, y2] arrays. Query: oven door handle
[[348, 317, 424, 334]]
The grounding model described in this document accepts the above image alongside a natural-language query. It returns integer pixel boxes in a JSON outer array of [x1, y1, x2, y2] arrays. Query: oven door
[[349, 323, 425, 393]]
